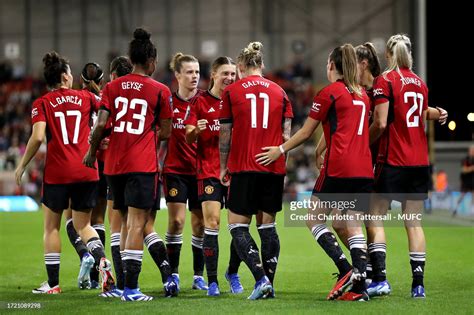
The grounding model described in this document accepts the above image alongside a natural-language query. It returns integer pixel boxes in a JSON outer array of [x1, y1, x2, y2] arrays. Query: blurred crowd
[[0, 58, 317, 199]]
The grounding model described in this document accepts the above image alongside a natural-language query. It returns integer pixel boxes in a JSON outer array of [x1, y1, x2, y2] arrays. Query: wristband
[[279, 145, 285, 154]]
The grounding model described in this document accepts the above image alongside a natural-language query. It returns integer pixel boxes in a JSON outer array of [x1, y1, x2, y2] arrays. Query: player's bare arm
[[369, 101, 389, 145], [219, 122, 232, 186], [315, 135, 326, 170], [15, 122, 46, 185], [185, 119, 207, 144], [256, 117, 320, 166], [158, 118, 172, 141], [426, 106, 448, 125], [282, 117, 292, 142], [83, 109, 109, 168]]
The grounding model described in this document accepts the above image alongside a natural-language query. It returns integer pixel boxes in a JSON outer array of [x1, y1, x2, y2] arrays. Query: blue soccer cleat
[[411, 285, 426, 298], [121, 288, 153, 301], [367, 280, 391, 297], [225, 271, 244, 294], [192, 276, 208, 290], [90, 280, 100, 289], [164, 276, 179, 297], [100, 287, 123, 298], [247, 276, 272, 300], [171, 273, 180, 292], [78, 253, 95, 289], [207, 282, 220, 296]]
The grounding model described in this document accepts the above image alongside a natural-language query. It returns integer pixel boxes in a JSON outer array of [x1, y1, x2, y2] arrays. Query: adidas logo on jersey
[[208, 107, 215, 113], [173, 108, 180, 113]]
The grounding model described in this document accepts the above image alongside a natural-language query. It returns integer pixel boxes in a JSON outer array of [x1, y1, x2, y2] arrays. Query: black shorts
[[106, 185, 114, 201], [312, 175, 373, 211], [42, 181, 98, 213], [163, 173, 201, 210], [106, 173, 159, 212], [227, 172, 285, 215], [197, 177, 227, 207], [374, 163, 430, 201], [97, 160, 108, 199]]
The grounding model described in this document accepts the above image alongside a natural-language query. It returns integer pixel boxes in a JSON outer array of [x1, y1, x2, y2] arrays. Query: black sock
[[165, 233, 183, 274], [348, 234, 367, 293], [229, 225, 265, 282], [110, 233, 124, 290], [86, 237, 106, 263], [93, 224, 106, 248], [203, 228, 219, 285], [145, 232, 171, 283], [258, 224, 280, 284], [191, 235, 205, 277], [227, 238, 241, 275], [410, 252, 425, 288], [366, 261, 373, 280], [122, 250, 143, 290], [65, 219, 88, 260], [368, 243, 387, 282], [44, 253, 60, 287], [311, 225, 351, 275]]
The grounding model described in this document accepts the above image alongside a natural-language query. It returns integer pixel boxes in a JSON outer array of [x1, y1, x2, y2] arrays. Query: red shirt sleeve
[[219, 88, 232, 123], [283, 91, 294, 118], [308, 87, 333, 121], [373, 75, 391, 106], [31, 98, 46, 125], [159, 87, 174, 120], [184, 98, 199, 126]]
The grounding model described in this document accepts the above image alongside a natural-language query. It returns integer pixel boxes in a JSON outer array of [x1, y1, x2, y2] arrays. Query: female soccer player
[[369, 34, 443, 298], [220, 42, 293, 300], [185, 56, 243, 296], [162, 52, 207, 291], [15, 51, 115, 294], [84, 28, 174, 301], [257, 44, 372, 301]]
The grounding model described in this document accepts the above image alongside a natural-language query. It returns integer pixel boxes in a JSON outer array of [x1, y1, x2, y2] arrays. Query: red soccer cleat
[[327, 270, 352, 300], [337, 290, 369, 301]]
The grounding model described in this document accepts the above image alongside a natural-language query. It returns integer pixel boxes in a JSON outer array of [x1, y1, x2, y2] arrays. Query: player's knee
[[168, 218, 185, 233]]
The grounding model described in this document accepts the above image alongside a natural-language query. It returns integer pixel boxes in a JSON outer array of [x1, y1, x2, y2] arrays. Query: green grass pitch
[[0, 208, 473, 314]]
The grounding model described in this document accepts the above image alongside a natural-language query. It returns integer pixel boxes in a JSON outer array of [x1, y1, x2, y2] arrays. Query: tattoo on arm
[[219, 123, 232, 169], [282, 118, 292, 142]]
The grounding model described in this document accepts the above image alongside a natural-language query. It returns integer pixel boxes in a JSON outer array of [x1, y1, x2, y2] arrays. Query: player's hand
[[99, 137, 110, 150], [316, 154, 324, 170], [196, 119, 208, 133], [82, 150, 97, 169], [436, 106, 448, 125], [255, 146, 281, 166], [14, 165, 25, 185], [220, 168, 230, 187]]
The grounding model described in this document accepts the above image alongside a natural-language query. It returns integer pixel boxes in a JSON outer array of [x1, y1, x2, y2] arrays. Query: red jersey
[[100, 74, 173, 175], [31, 88, 99, 184], [220, 75, 294, 175], [184, 90, 221, 180], [373, 68, 429, 167], [309, 80, 373, 179], [162, 91, 202, 175]]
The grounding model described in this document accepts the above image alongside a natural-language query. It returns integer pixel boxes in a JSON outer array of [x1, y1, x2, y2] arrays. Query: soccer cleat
[[90, 280, 100, 289], [192, 275, 208, 290], [411, 285, 426, 298], [247, 276, 272, 300], [171, 273, 180, 292], [99, 258, 116, 293], [32, 281, 61, 294], [337, 290, 369, 301], [327, 269, 353, 300], [164, 276, 179, 297], [121, 288, 153, 301], [225, 271, 244, 294], [100, 288, 123, 298], [264, 288, 275, 299], [207, 282, 220, 296], [367, 280, 391, 297], [78, 253, 95, 289]]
